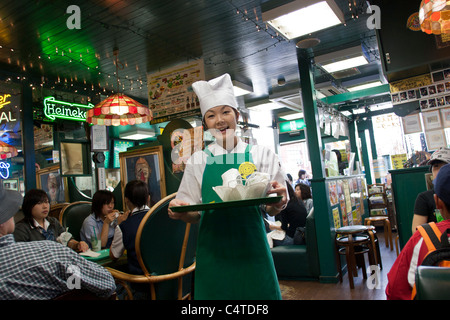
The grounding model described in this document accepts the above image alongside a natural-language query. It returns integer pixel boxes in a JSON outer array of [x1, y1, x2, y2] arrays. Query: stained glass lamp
[[419, 0, 450, 34], [86, 93, 152, 126], [0, 141, 18, 160]]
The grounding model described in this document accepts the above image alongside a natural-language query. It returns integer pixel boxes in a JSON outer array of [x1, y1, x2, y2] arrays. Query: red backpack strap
[[417, 222, 442, 252]]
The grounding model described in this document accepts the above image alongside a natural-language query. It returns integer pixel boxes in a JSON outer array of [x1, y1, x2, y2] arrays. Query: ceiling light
[[262, 0, 344, 40], [347, 81, 383, 92], [119, 128, 155, 140], [247, 102, 284, 111], [315, 45, 369, 74], [278, 112, 304, 121], [232, 80, 253, 96]]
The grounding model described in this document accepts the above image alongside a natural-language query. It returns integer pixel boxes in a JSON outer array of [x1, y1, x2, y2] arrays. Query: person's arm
[[109, 226, 125, 260], [168, 198, 201, 223], [411, 214, 428, 234], [265, 180, 288, 216], [412, 192, 433, 233]]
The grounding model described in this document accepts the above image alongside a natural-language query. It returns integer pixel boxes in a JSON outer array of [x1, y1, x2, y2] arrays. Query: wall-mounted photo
[[36, 164, 68, 204], [60, 141, 92, 176], [119, 145, 166, 208]]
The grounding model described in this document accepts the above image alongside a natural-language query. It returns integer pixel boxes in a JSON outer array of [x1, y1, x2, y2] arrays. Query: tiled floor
[[279, 228, 399, 300]]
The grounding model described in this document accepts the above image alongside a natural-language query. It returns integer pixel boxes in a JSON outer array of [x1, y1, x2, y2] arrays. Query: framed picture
[[425, 129, 447, 151], [36, 164, 68, 204], [60, 141, 92, 176], [3, 178, 18, 191], [119, 145, 166, 209], [440, 108, 450, 127], [402, 113, 422, 134], [420, 99, 429, 110], [422, 110, 442, 130]]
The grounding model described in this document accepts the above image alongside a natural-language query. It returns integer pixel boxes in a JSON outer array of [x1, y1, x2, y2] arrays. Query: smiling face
[[203, 105, 239, 149]]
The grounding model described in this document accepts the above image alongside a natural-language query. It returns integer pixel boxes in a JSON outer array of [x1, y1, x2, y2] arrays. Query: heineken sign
[[43, 96, 94, 122]]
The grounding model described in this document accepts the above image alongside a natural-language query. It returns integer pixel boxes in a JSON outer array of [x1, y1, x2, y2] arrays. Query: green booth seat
[[59, 201, 92, 242], [271, 208, 320, 280], [414, 266, 450, 300]]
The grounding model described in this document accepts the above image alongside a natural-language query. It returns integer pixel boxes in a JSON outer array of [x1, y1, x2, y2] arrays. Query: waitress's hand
[[168, 199, 201, 223], [265, 181, 287, 216]]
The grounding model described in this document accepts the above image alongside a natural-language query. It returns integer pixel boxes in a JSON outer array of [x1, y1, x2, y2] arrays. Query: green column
[[297, 49, 337, 282], [22, 81, 36, 191]]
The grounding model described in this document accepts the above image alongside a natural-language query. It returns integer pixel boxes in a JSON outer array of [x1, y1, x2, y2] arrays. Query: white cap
[[192, 73, 238, 117]]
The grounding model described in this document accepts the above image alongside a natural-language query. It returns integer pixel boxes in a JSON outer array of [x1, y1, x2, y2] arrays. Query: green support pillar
[[297, 49, 337, 282], [22, 81, 36, 191]]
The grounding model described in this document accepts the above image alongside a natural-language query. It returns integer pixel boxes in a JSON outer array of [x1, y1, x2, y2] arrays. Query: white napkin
[[213, 170, 271, 201], [79, 249, 101, 258]]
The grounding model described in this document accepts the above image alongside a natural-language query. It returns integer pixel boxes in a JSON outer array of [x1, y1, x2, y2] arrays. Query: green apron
[[194, 144, 281, 300]]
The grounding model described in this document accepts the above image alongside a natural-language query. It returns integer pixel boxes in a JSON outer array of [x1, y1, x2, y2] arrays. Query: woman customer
[[80, 190, 125, 249], [168, 73, 287, 300], [269, 181, 308, 247], [14, 189, 88, 252], [295, 183, 313, 213]]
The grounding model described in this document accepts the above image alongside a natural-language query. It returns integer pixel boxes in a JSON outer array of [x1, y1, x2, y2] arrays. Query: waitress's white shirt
[[176, 138, 288, 205]]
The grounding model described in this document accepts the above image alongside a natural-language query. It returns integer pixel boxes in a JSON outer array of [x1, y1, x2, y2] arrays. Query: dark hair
[[124, 180, 149, 208], [22, 189, 49, 223], [91, 190, 115, 218], [286, 181, 299, 204], [298, 170, 306, 178], [296, 183, 312, 200]]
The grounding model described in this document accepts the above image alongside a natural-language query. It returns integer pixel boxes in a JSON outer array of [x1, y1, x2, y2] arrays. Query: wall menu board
[[147, 59, 205, 124], [113, 140, 135, 168]]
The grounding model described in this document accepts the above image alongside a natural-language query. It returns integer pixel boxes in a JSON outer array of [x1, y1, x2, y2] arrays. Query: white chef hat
[[192, 73, 238, 117]]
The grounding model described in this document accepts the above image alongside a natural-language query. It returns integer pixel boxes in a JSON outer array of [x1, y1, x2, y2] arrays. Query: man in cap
[[411, 147, 450, 233], [386, 163, 450, 299], [168, 73, 287, 299], [0, 185, 116, 299]]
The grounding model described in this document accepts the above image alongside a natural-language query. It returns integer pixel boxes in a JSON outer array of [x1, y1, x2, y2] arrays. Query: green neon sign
[[279, 119, 306, 133], [43, 96, 94, 122]]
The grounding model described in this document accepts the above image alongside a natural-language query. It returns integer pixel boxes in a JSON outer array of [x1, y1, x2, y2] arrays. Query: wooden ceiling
[[0, 0, 382, 110]]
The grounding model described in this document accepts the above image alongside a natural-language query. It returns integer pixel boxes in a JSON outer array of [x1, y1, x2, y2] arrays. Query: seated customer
[[80, 190, 126, 249], [295, 183, 313, 213], [110, 180, 150, 274], [386, 163, 450, 300], [14, 189, 88, 252], [269, 182, 307, 247], [0, 185, 116, 299], [411, 147, 450, 233]]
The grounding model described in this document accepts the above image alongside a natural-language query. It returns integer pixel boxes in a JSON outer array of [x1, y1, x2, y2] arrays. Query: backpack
[[411, 222, 450, 299]]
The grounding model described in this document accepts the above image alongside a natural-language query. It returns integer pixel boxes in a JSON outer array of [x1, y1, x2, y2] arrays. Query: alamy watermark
[[66, 265, 81, 289]]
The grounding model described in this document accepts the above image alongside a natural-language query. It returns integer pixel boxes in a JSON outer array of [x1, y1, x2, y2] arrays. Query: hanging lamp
[[0, 141, 18, 160], [419, 0, 450, 34], [86, 48, 152, 126]]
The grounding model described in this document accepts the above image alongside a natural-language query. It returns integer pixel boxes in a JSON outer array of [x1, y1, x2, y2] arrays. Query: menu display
[[147, 59, 205, 124]]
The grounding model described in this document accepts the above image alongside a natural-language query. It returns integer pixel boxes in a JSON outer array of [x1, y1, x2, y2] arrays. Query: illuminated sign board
[[278, 119, 306, 133], [0, 162, 10, 179], [0, 93, 17, 123], [43, 96, 94, 122]]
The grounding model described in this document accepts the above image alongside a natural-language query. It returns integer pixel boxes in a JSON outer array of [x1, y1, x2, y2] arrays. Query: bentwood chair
[[49, 202, 69, 219], [106, 193, 198, 300], [59, 201, 92, 241]]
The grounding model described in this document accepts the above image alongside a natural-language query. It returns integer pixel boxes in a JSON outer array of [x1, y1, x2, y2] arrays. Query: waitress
[[168, 73, 287, 300]]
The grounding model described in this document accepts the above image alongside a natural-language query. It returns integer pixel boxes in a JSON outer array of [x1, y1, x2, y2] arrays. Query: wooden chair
[[59, 201, 92, 242], [106, 193, 198, 300], [49, 202, 69, 219]]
